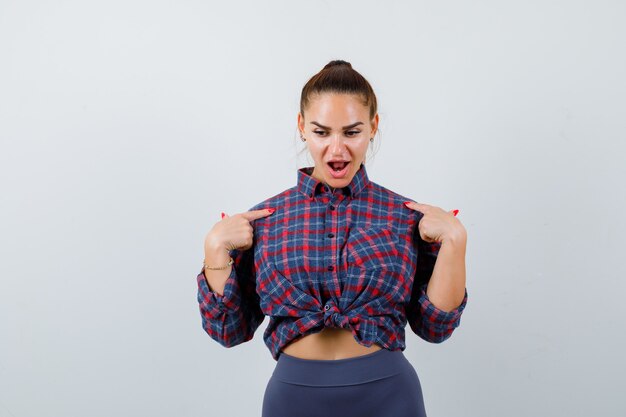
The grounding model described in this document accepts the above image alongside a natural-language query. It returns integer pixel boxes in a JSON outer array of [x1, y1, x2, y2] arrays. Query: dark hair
[[299, 60, 378, 122]]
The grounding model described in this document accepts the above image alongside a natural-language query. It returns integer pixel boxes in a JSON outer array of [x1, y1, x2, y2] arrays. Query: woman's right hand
[[202, 208, 275, 295]]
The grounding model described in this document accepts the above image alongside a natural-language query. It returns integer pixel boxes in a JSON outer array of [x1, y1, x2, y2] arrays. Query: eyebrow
[[310, 121, 364, 130]]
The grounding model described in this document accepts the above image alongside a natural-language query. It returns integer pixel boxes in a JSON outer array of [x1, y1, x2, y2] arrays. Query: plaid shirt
[[197, 162, 468, 361]]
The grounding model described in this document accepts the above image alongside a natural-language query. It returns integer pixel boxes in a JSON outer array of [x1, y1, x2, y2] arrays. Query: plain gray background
[[1, 1, 624, 416]]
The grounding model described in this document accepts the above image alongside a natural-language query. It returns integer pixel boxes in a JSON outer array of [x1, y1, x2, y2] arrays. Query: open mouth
[[328, 161, 349, 171], [327, 160, 350, 177]]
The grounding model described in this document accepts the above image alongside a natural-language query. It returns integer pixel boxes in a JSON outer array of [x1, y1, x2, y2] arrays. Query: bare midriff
[[280, 327, 383, 360]]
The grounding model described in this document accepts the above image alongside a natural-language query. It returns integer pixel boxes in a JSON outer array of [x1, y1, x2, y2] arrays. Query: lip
[[327, 161, 350, 178]]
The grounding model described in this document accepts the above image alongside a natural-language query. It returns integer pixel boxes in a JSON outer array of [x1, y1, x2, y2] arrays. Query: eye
[[313, 130, 360, 137]]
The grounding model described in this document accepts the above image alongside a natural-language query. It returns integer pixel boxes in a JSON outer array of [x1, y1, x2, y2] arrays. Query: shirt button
[[324, 304, 330, 311], [327, 233, 334, 238], [327, 265, 334, 271]]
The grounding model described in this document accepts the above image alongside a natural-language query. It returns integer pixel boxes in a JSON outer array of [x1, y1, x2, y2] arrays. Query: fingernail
[[221, 212, 225, 219], [403, 201, 412, 205], [452, 209, 459, 216], [267, 208, 276, 213]]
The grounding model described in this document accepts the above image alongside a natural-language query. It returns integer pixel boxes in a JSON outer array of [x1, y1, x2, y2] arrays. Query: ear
[[370, 113, 379, 136], [297, 112, 304, 133]]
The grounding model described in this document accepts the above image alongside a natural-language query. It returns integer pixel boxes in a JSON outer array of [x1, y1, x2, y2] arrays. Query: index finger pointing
[[240, 208, 276, 221]]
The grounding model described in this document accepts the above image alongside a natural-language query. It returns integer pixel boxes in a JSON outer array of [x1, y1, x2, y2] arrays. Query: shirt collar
[[297, 162, 370, 199]]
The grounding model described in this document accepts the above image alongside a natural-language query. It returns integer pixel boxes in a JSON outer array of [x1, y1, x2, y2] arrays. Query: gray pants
[[262, 348, 427, 417]]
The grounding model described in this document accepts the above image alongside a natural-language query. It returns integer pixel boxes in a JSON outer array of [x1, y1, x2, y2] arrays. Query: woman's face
[[298, 93, 378, 189]]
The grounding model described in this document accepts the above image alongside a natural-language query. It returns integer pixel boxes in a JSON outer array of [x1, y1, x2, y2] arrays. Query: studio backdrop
[[0, 1, 624, 416]]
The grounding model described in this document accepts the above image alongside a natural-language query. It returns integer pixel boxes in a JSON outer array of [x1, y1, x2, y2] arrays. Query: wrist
[[205, 246, 230, 262], [203, 255, 234, 272], [205, 234, 229, 253], [441, 229, 467, 247]]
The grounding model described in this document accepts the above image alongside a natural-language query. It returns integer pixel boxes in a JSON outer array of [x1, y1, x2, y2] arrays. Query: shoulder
[[367, 180, 422, 221], [368, 179, 410, 202], [247, 185, 297, 212], [244, 185, 298, 230]]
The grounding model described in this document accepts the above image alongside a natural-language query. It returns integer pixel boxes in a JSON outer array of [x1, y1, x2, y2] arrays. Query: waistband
[[272, 348, 412, 387]]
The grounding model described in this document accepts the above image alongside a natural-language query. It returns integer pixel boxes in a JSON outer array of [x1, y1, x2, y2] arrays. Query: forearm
[[426, 231, 467, 312], [203, 244, 233, 296]]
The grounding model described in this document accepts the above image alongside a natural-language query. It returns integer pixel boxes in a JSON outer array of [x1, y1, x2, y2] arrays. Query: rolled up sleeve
[[406, 235, 468, 343], [196, 246, 265, 348]]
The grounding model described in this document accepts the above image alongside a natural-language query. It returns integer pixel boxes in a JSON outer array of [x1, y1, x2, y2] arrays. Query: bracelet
[[203, 256, 234, 271]]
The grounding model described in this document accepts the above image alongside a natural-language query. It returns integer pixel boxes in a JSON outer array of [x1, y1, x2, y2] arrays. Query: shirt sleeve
[[196, 245, 265, 348], [406, 236, 468, 343]]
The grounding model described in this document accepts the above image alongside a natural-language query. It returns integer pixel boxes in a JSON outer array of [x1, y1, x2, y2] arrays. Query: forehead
[[305, 93, 368, 120]]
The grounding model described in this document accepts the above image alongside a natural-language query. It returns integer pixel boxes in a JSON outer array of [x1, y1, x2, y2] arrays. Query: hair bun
[[323, 60, 352, 70]]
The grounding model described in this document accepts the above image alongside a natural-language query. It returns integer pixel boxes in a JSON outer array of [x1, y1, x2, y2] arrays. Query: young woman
[[197, 60, 469, 417]]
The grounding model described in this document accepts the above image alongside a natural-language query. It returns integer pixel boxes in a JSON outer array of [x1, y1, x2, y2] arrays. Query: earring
[[300, 133, 306, 142], [370, 137, 373, 142]]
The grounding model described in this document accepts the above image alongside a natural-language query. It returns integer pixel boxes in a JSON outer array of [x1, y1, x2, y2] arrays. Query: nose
[[329, 133, 347, 155]]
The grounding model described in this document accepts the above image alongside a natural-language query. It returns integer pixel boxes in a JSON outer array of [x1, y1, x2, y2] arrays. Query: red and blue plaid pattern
[[197, 163, 468, 361]]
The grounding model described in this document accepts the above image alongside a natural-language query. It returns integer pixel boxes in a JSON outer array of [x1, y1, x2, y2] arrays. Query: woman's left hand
[[403, 201, 466, 244]]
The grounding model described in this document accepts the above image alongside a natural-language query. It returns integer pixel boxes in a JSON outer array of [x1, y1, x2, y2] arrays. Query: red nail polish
[[267, 208, 276, 213], [404, 201, 411, 205], [452, 209, 459, 216], [221, 212, 225, 219]]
